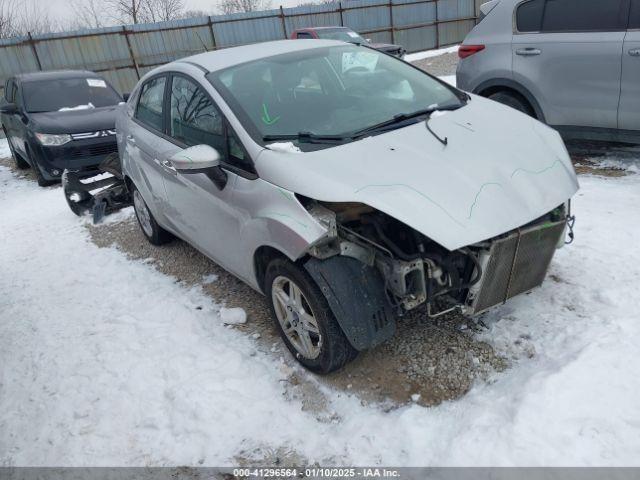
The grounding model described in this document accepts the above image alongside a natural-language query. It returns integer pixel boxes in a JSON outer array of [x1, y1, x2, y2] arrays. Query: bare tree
[[143, 0, 185, 22], [180, 9, 212, 19], [0, 0, 59, 38], [105, 0, 148, 24], [71, 0, 108, 28], [218, 0, 273, 14], [0, 0, 19, 39]]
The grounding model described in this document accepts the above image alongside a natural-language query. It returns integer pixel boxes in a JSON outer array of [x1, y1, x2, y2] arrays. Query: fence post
[[435, 0, 440, 48], [338, 1, 344, 26], [389, 0, 395, 44], [27, 32, 42, 71], [122, 26, 140, 80], [280, 6, 288, 38], [207, 16, 218, 50]]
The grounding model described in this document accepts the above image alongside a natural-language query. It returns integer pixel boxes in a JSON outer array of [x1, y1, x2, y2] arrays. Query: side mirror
[[170, 144, 221, 171], [122, 93, 130, 102], [170, 144, 227, 190], [0, 102, 18, 115]]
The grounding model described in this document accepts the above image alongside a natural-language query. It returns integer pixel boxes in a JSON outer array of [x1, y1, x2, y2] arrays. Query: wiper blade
[[351, 104, 463, 138], [263, 132, 350, 144]]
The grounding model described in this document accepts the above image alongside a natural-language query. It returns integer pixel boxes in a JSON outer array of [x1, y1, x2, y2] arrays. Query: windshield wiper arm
[[351, 104, 463, 138], [263, 132, 351, 144]]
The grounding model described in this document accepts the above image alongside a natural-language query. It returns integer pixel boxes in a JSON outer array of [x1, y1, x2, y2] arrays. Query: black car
[[0, 70, 123, 186]]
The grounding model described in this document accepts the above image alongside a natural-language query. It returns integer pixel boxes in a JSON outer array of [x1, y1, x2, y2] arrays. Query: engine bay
[[303, 198, 570, 317]]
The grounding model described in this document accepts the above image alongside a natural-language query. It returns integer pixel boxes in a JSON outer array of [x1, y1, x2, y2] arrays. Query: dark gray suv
[[457, 0, 640, 143]]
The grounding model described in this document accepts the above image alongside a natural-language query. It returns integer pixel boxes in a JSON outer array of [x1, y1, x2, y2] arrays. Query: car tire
[[265, 257, 358, 374], [131, 184, 173, 246], [27, 147, 56, 187], [2, 128, 30, 170], [488, 91, 535, 118]]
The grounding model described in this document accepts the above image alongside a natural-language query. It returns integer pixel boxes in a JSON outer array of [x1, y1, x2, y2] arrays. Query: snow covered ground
[[439, 75, 456, 87], [1, 134, 640, 466], [405, 45, 460, 63]]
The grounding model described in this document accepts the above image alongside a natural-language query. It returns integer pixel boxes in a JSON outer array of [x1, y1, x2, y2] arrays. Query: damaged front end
[[302, 198, 572, 322]]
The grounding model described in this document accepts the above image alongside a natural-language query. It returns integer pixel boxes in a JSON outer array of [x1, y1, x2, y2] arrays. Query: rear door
[[128, 75, 172, 215], [619, 0, 640, 131], [513, 0, 628, 129]]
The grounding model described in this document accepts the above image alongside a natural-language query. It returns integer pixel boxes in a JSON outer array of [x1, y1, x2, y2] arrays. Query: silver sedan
[[117, 40, 578, 373]]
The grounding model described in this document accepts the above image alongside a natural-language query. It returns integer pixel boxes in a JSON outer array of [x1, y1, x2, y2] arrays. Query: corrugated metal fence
[[0, 0, 483, 97]]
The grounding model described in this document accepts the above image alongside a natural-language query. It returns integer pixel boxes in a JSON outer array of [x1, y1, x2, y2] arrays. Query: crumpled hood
[[256, 95, 579, 251], [30, 105, 119, 134]]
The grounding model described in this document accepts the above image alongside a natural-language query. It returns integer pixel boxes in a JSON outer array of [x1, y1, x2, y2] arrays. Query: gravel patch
[[411, 51, 459, 77]]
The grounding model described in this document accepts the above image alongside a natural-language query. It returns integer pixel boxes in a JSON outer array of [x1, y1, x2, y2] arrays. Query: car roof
[[15, 70, 102, 84], [181, 39, 347, 73]]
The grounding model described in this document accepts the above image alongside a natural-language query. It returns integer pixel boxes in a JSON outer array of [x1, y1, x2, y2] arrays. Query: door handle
[[629, 48, 640, 57], [516, 48, 541, 56]]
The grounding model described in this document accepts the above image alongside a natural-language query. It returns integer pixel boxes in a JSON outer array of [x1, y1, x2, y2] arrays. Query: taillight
[[458, 45, 485, 59]]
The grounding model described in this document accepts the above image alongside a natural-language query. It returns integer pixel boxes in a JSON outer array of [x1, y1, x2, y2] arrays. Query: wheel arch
[[253, 244, 300, 293], [123, 174, 134, 192], [474, 78, 546, 123]]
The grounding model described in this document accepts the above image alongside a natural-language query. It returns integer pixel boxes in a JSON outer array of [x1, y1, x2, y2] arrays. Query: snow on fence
[[0, 0, 481, 99]]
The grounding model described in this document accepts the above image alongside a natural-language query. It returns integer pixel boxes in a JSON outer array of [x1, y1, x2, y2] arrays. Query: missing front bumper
[[466, 219, 567, 315]]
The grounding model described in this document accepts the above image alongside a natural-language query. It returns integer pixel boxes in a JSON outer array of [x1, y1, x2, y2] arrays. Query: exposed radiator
[[468, 219, 566, 314]]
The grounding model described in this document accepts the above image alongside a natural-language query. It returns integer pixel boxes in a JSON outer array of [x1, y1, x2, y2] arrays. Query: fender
[[473, 78, 546, 123], [304, 256, 396, 351]]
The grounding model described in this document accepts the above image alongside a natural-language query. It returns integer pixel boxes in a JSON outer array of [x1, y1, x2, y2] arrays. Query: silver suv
[[457, 0, 640, 143]]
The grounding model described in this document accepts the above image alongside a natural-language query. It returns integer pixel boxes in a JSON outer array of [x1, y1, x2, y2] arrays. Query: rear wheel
[[488, 91, 535, 118], [132, 184, 173, 245], [265, 258, 357, 374]]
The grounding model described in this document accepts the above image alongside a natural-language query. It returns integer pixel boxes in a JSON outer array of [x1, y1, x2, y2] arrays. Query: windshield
[[23, 77, 122, 113], [208, 45, 464, 146], [315, 28, 366, 44]]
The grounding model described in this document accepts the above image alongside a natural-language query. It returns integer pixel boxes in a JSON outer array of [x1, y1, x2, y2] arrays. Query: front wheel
[[265, 258, 357, 374], [32, 161, 56, 187], [132, 185, 173, 245], [3, 129, 30, 169]]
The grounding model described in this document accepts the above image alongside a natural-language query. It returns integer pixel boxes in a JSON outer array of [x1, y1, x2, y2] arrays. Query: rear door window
[[541, 0, 628, 32], [135, 76, 166, 132], [517, 0, 629, 33], [516, 0, 545, 32]]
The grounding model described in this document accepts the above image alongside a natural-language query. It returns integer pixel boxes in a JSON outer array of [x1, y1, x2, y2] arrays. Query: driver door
[[161, 73, 251, 274]]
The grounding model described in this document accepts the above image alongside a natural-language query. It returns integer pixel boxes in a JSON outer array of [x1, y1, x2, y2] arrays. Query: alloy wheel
[[271, 275, 322, 360]]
